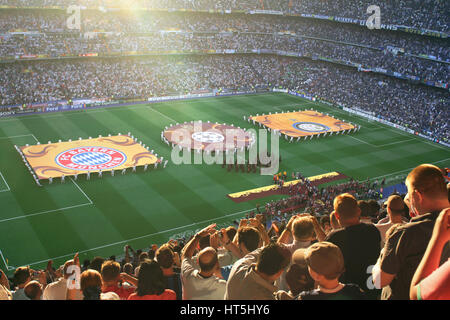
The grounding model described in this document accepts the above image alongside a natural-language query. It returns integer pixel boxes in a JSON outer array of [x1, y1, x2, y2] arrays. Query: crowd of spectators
[[0, 11, 448, 62], [1, 10, 448, 83], [0, 0, 448, 32], [0, 2, 448, 302], [1, 164, 448, 300], [1, 55, 447, 142], [1, 31, 447, 84], [261, 173, 380, 218]]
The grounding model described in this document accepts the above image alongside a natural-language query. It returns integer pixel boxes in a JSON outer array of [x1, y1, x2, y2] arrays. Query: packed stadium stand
[[0, 0, 449, 302]]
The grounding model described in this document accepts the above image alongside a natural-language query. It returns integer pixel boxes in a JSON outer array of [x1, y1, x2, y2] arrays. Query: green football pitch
[[0, 92, 448, 274]]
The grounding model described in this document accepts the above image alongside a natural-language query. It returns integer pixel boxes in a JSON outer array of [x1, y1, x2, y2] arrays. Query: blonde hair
[[292, 217, 315, 240]]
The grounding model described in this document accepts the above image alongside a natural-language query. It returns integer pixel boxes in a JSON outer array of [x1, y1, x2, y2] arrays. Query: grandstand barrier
[[341, 106, 450, 148], [0, 88, 270, 118]]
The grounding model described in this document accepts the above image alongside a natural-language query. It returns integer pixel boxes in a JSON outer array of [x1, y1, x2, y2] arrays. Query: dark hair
[[357, 200, 371, 217], [226, 226, 237, 242], [156, 244, 174, 269], [256, 243, 290, 276], [136, 260, 166, 297], [82, 259, 90, 272], [198, 234, 211, 250], [285, 264, 314, 296], [139, 252, 149, 263], [367, 200, 381, 217], [14, 267, 30, 286], [83, 286, 102, 300], [80, 270, 102, 300], [238, 226, 260, 252], [148, 249, 156, 260], [88, 257, 105, 273], [122, 263, 134, 275]]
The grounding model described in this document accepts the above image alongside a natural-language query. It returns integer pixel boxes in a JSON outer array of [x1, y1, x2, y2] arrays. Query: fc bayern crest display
[[55, 147, 127, 171], [162, 120, 255, 152]]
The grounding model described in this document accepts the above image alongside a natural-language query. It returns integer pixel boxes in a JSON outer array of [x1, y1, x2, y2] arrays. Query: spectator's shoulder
[[297, 288, 320, 300], [325, 227, 345, 241], [363, 221, 382, 235], [181, 257, 197, 275], [393, 212, 438, 239], [409, 211, 440, 227]]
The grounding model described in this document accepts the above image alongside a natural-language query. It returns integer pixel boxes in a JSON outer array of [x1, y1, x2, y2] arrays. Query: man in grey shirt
[[225, 242, 290, 300]]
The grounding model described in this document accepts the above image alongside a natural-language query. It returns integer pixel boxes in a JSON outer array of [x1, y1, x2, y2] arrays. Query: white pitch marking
[[0, 172, 11, 193], [10, 207, 256, 268]]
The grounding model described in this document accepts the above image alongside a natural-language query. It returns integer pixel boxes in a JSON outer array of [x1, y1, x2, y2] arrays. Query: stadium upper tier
[[0, 11, 448, 85], [0, 12, 448, 60], [0, 0, 448, 33]]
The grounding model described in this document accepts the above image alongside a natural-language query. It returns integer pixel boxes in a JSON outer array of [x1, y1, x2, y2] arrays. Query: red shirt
[[419, 258, 450, 300], [127, 289, 176, 300], [102, 284, 135, 300]]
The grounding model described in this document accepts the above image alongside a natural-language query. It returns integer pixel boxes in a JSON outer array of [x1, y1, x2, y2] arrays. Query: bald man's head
[[406, 164, 447, 200], [198, 247, 218, 273]]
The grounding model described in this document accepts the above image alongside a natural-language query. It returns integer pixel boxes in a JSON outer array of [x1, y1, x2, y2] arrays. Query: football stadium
[[0, 0, 449, 302]]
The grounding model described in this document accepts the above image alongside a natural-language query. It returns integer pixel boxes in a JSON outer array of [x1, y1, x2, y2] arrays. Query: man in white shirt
[[181, 224, 227, 300], [0, 269, 11, 300], [43, 259, 83, 300]]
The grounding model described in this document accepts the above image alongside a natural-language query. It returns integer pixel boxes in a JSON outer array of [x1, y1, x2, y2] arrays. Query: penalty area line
[[0, 249, 15, 271], [0, 172, 11, 193], [147, 106, 178, 123], [0, 202, 93, 224]]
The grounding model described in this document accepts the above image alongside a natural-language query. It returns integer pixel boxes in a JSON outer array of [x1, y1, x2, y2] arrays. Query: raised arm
[[277, 215, 297, 244], [410, 208, 450, 300], [309, 215, 327, 242], [181, 224, 216, 260], [66, 252, 82, 300], [219, 228, 243, 259], [0, 269, 10, 290], [120, 273, 138, 287]]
